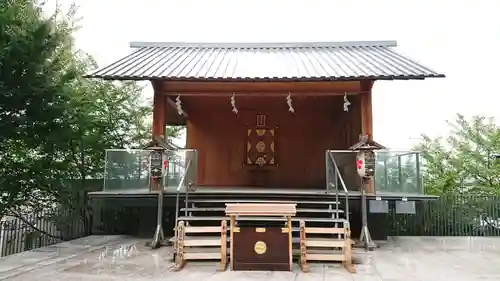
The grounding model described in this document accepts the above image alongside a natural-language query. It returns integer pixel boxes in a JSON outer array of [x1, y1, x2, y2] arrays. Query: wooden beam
[[158, 92, 367, 97], [359, 80, 373, 138], [155, 80, 362, 94]]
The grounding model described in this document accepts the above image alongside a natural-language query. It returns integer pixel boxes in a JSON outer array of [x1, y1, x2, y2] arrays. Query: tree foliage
[[415, 114, 500, 196], [0, 0, 77, 217], [0, 0, 174, 221], [378, 114, 500, 237]]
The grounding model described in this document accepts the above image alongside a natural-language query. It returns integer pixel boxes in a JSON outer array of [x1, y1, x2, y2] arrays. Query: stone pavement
[[1, 235, 499, 281]]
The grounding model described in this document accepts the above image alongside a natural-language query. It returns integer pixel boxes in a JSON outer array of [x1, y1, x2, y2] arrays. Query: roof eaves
[[129, 40, 398, 49], [83, 74, 445, 82]]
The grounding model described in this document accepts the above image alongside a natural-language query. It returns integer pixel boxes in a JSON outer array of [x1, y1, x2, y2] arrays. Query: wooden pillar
[[360, 80, 373, 138], [152, 92, 167, 139], [360, 80, 374, 193]]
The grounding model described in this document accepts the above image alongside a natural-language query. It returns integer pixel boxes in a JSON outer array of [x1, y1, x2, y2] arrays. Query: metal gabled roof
[[86, 40, 445, 81]]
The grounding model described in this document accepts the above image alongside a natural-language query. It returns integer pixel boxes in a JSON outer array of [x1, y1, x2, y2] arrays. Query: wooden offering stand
[[225, 203, 296, 271]]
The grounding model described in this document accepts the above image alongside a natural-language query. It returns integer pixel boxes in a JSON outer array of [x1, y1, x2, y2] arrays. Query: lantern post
[[144, 136, 172, 249], [349, 134, 385, 251]]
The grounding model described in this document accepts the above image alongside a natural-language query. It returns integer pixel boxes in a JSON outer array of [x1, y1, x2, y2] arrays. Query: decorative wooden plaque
[[232, 227, 290, 271], [245, 127, 277, 167]]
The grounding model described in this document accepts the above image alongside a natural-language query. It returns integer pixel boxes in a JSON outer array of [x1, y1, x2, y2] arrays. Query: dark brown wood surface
[[182, 95, 362, 189], [232, 227, 290, 271]]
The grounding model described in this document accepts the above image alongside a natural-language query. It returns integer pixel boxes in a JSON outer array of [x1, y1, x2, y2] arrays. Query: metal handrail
[[329, 152, 349, 194], [173, 158, 192, 245], [176, 159, 192, 192], [327, 151, 350, 223]]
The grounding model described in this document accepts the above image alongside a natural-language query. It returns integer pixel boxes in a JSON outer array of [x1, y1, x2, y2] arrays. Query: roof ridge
[[129, 41, 398, 49]]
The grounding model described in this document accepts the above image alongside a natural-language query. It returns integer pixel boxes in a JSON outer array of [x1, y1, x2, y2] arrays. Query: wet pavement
[[0, 235, 499, 280]]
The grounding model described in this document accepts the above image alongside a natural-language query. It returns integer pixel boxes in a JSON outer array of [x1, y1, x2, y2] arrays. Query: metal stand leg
[[151, 189, 165, 249], [356, 184, 377, 251]]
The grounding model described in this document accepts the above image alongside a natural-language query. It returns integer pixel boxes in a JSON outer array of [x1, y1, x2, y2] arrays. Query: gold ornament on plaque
[[256, 141, 266, 152], [255, 157, 266, 166], [254, 241, 267, 255]]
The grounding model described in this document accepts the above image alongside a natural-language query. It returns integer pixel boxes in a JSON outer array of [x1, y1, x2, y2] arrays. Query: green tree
[[404, 114, 500, 236], [0, 0, 177, 229], [415, 114, 500, 196], [0, 0, 79, 217]]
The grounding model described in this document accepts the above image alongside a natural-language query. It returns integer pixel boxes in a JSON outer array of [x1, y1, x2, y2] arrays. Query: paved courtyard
[[0, 235, 499, 281]]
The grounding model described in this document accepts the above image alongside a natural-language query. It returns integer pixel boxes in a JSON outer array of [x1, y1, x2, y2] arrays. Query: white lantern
[[356, 150, 375, 179]]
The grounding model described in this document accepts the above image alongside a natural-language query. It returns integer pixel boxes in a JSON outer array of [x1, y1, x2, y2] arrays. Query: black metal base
[[349, 201, 389, 240], [150, 190, 166, 249], [89, 186, 434, 243]]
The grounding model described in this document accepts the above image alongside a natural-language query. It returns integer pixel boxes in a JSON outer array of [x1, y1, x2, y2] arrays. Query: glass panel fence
[[103, 149, 197, 192], [327, 151, 363, 192], [326, 150, 424, 195], [374, 150, 423, 195]]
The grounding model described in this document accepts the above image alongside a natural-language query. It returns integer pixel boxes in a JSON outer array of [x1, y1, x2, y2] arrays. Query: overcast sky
[[54, 0, 499, 149]]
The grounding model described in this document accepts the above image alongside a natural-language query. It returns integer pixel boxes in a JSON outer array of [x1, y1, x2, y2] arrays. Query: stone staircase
[[177, 197, 346, 227]]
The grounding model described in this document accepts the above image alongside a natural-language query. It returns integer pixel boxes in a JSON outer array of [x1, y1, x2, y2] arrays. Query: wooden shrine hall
[[87, 40, 444, 272], [88, 40, 443, 192]]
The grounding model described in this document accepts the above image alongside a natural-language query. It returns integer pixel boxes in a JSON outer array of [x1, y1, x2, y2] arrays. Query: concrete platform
[[1, 235, 500, 280]]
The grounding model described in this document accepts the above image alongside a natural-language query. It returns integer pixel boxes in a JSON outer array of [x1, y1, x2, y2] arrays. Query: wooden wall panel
[[184, 95, 362, 189]]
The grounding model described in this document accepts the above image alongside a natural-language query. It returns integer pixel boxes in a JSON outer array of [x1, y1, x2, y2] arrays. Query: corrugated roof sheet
[[86, 41, 445, 81]]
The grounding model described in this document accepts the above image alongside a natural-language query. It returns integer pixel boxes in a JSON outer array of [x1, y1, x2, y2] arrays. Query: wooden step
[[177, 216, 348, 223], [184, 247, 222, 260], [305, 238, 346, 248], [187, 199, 340, 205], [181, 207, 226, 212], [176, 245, 351, 254], [185, 252, 222, 260], [303, 227, 349, 234], [292, 248, 345, 256], [307, 253, 346, 261], [171, 242, 354, 259], [170, 236, 349, 245], [174, 220, 227, 271], [180, 207, 344, 213], [184, 225, 223, 233], [184, 236, 221, 247], [298, 221, 356, 274], [174, 227, 349, 235], [292, 226, 350, 233], [170, 236, 230, 244]]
